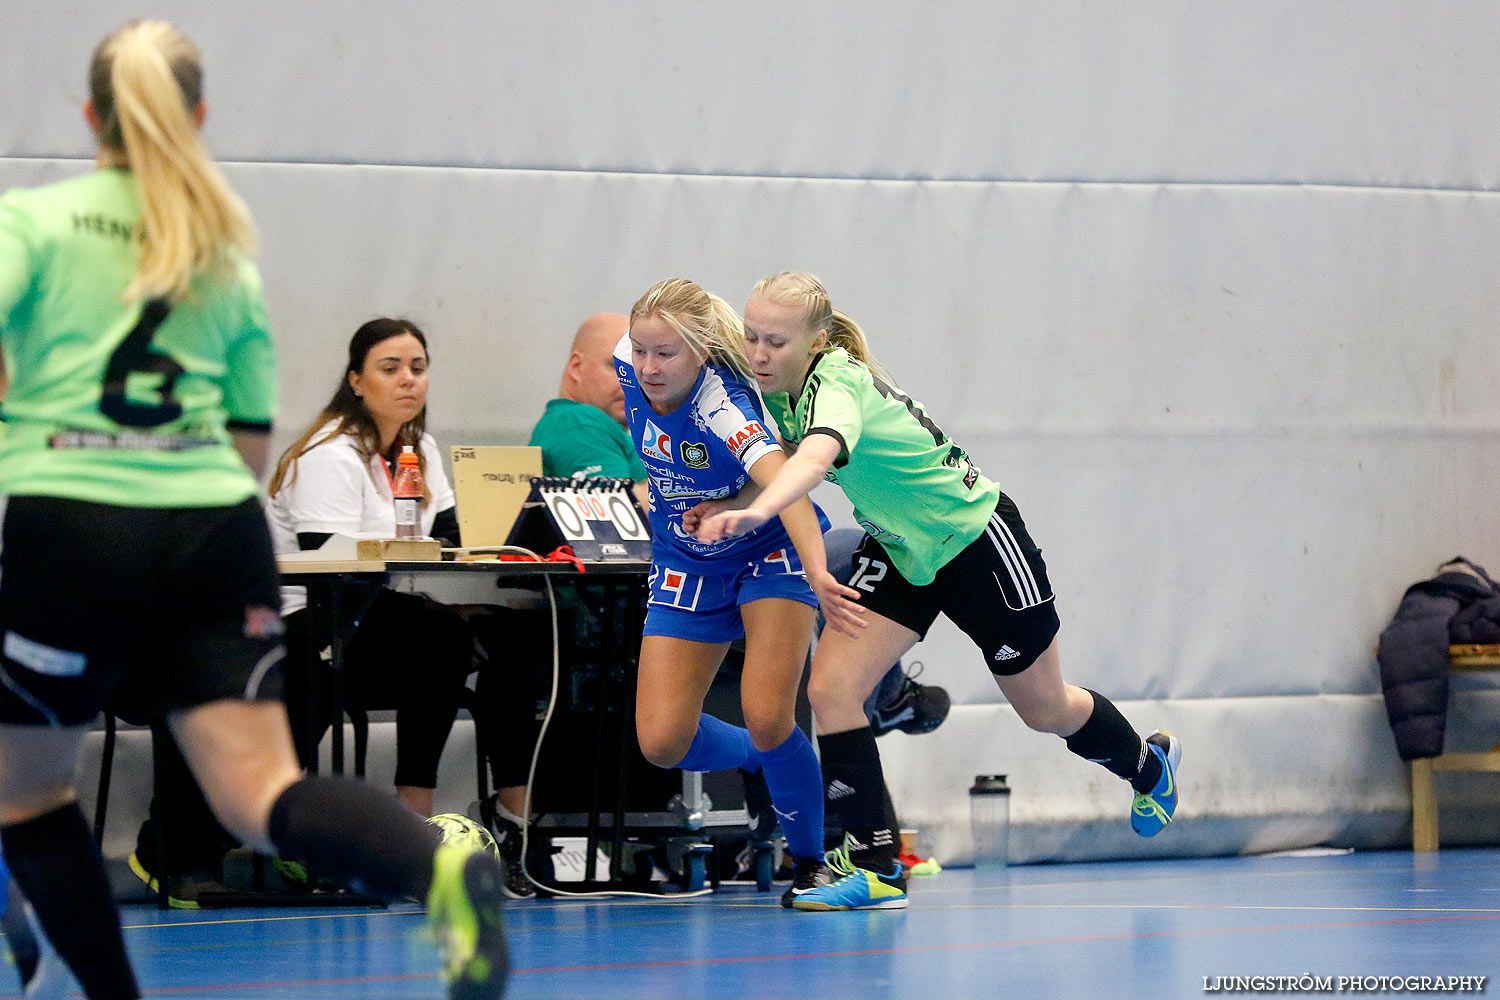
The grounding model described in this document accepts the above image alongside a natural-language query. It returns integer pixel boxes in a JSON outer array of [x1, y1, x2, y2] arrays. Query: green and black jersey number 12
[[99, 297, 185, 427]]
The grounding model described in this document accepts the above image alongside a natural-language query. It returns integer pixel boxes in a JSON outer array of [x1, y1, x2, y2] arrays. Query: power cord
[[504, 557, 711, 900]]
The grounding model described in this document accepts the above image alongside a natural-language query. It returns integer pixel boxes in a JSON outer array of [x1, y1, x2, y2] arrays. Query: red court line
[[13, 911, 1491, 997], [515, 912, 1500, 975]]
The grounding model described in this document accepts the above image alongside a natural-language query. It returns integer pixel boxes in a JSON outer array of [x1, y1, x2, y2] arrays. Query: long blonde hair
[[751, 271, 884, 377], [629, 278, 752, 381], [90, 20, 257, 302]]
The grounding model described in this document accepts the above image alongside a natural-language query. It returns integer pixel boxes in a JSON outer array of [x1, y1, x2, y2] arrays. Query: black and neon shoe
[[1131, 730, 1182, 837], [126, 851, 230, 910], [427, 843, 509, 1000], [779, 855, 834, 908], [271, 858, 341, 894]]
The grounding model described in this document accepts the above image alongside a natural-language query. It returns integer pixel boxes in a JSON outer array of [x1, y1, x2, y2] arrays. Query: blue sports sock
[[758, 727, 825, 860], [676, 714, 759, 773]]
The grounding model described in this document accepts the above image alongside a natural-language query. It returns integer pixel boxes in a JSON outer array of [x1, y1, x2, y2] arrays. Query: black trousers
[[135, 588, 476, 878], [283, 588, 476, 790], [468, 605, 552, 790]]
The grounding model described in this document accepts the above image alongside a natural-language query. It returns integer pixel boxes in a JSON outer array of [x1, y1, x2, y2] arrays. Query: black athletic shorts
[[845, 492, 1060, 675], [0, 495, 286, 726]]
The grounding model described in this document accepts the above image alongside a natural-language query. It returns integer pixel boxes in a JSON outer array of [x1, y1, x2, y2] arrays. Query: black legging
[[283, 589, 475, 790], [469, 605, 552, 790]]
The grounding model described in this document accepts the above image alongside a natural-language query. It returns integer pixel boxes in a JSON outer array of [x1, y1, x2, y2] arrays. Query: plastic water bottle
[[969, 774, 1011, 868], [392, 445, 425, 540]]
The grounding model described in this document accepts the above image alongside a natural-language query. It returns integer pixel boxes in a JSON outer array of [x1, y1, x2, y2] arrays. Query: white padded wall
[[8, 3, 1500, 185], [7, 2, 1500, 860]]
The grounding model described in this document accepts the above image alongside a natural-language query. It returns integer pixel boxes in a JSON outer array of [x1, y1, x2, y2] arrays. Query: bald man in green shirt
[[528, 312, 650, 510]]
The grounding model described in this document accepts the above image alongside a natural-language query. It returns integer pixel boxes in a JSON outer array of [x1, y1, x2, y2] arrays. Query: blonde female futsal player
[[0, 21, 506, 997], [699, 273, 1180, 910]]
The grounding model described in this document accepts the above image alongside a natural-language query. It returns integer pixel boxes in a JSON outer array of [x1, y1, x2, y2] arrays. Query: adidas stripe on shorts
[[844, 492, 1060, 675]]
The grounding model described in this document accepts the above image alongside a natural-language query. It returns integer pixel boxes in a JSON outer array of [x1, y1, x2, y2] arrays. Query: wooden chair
[[1410, 644, 1500, 851]]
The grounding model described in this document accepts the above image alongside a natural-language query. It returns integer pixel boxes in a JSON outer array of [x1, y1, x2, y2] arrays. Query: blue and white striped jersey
[[615, 335, 804, 571]]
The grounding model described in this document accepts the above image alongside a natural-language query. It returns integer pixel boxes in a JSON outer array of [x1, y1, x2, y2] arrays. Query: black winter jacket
[[1377, 558, 1500, 760]]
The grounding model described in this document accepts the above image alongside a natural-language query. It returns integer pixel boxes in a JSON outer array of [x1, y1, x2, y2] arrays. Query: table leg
[[1411, 757, 1438, 852]]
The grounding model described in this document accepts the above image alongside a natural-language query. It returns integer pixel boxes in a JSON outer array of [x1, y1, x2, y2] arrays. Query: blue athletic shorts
[[642, 546, 819, 644]]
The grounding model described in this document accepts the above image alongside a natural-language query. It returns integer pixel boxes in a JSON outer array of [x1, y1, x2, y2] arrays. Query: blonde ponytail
[[630, 278, 753, 381], [751, 271, 885, 377], [91, 21, 256, 302]]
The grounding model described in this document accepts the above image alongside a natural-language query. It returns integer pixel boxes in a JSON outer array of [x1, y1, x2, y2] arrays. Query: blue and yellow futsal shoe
[[791, 838, 908, 911], [427, 843, 510, 999], [1131, 730, 1182, 837]]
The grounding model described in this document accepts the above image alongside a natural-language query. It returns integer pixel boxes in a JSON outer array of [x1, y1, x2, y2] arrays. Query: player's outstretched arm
[[741, 448, 865, 636], [697, 434, 841, 542]]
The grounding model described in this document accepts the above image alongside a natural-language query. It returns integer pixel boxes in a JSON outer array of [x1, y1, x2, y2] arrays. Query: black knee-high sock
[[880, 781, 901, 846], [816, 787, 897, 851], [1063, 689, 1160, 793], [1, 803, 140, 1000], [267, 777, 439, 899], [817, 727, 897, 872]]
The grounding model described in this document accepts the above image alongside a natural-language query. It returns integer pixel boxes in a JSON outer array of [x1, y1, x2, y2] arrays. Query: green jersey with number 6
[[0, 169, 274, 507], [764, 347, 1001, 586]]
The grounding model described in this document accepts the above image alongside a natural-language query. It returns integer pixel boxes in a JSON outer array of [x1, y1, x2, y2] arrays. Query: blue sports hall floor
[[5, 848, 1496, 999]]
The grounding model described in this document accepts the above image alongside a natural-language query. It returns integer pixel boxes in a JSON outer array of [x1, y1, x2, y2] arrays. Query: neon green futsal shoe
[[1131, 730, 1182, 837], [427, 842, 510, 999]]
